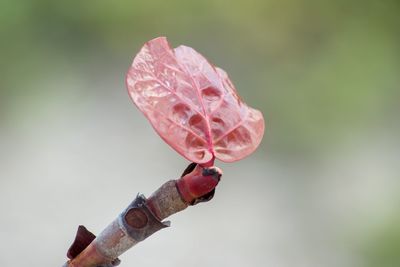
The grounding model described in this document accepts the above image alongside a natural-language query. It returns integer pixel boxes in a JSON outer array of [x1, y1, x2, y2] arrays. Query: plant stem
[[63, 163, 222, 267]]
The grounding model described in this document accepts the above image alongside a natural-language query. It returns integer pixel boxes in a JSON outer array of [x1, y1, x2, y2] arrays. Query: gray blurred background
[[0, 1, 399, 266]]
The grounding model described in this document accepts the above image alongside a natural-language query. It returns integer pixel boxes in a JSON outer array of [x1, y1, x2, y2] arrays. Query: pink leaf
[[126, 37, 264, 165]]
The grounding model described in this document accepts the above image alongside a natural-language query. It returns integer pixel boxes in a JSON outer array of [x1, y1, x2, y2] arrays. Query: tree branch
[[63, 163, 222, 267]]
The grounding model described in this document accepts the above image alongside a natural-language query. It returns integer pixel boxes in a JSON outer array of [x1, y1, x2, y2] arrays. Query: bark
[[63, 163, 222, 267]]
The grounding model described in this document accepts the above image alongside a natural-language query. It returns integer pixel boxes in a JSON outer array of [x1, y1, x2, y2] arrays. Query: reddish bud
[[176, 164, 222, 204]]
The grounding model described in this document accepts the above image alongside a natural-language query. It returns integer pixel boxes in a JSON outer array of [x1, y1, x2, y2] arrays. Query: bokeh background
[[1, 1, 399, 266]]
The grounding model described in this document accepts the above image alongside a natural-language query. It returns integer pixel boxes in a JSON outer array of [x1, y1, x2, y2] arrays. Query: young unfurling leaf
[[126, 37, 264, 165]]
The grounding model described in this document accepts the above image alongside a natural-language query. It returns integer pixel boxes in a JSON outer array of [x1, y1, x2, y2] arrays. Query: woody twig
[[63, 163, 222, 267]]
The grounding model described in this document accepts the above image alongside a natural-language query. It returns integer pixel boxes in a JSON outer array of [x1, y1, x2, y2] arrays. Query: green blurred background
[[0, 1, 399, 267]]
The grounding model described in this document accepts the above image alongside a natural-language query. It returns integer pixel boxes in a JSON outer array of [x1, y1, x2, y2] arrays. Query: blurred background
[[0, 0, 399, 266]]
